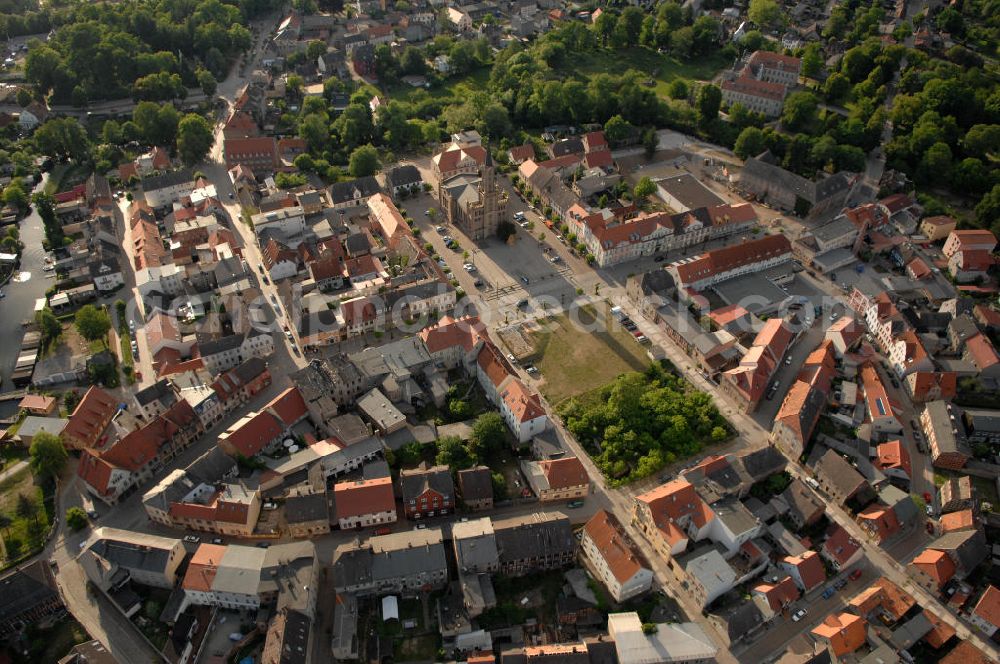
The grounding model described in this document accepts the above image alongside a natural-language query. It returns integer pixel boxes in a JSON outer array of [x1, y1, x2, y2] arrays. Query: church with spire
[[438, 146, 509, 241]]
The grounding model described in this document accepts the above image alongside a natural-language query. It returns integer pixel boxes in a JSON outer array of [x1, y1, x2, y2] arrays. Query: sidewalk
[[0, 459, 27, 483]]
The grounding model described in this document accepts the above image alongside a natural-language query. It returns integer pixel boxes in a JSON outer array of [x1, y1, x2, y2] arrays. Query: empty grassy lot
[[529, 302, 650, 407]]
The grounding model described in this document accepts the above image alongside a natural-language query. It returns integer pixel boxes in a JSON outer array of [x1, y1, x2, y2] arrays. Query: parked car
[[183, 535, 200, 544], [822, 587, 836, 600], [792, 609, 807, 622], [567, 500, 584, 508], [211, 537, 224, 545], [849, 568, 863, 581], [374, 527, 392, 536], [834, 578, 847, 590]]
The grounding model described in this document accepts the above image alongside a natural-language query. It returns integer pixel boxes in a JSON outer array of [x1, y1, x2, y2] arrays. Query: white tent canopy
[[382, 595, 399, 622]]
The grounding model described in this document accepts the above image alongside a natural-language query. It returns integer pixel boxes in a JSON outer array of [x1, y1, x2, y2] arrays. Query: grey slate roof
[[198, 333, 245, 357], [814, 449, 869, 500], [742, 152, 852, 205], [285, 489, 329, 524], [141, 168, 194, 193], [385, 165, 422, 189], [332, 545, 373, 590], [493, 512, 574, 564], [933, 529, 988, 575], [457, 466, 493, 503], [89, 537, 174, 574], [371, 529, 447, 583], [230, 357, 269, 384], [738, 446, 787, 483], [135, 379, 177, 408], [399, 464, 454, 502], [329, 176, 380, 205], [0, 559, 59, 627]]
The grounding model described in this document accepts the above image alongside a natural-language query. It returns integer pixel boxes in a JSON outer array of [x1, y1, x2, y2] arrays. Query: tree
[[300, 113, 330, 153], [176, 114, 214, 166], [734, 127, 767, 159], [696, 85, 721, 126], [75, 304, 111, 344], [470, 412, 506, 458], [16, 493, 36, 527], [0, 513, 11, 539], [133, 102, 179, 147], [604, 115, 634, 145], [667, 79, 689, 100], [65, 507, 88, 531], [781, 91, 818, 132], [348, 144, 380, 177], [633, 176, 656, 202], [306, 40, 327, 62], [448, 399, 473, 420], [2, 179, 29, 213], [642, 129, 659, 159], [196, 68, 217, 96], [35, 307, 61, 344], [436, 435, 474, 469], [29, 430, 67, 480], [491, 472, 508, 499], [801, 44, 822, 80], [748, 0, 782, 28], [975, 184, 1000, 231], [34, 118, 90, 162]]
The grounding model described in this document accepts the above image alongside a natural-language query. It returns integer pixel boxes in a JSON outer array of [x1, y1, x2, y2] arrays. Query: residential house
[[63, 386, 118, 450], [223, 136, 279, 172], [906, 371, 958, 403], [333, 477, 397, 529], [811, 613, 867, 659], [969, 585, 1000, 637], [669, 234, 792, 292], [813, 449, 875, 509], [939, 476, 975, 514], [81, 528, 185, 590], [874, 440, 911, 482], [822, 525, 863, 571], [0, 560, 62, 638], [632, 479, 715, 560], [943, 229, 997, 258], [399, 464, 454, 519], [457, 466, 494, 511], [719, 318, 796, 413], [332, 528, 448, 595], [493, 512, 575, 577], [18, 101, 48, 130], [780, 550, 826, 593], [607, 612, 718, 663], [384, 165, 423, 199], [921, 400, 972, 470], [581, 510, 653, 602], [285, 486, 331, 538], [920, 216, 957, 242], [752, 576, 800, 620], [141, 169, 196, 210], [781, 479, 824, 529], [329, 176, 381, 209], [520, 456, 589, 502]]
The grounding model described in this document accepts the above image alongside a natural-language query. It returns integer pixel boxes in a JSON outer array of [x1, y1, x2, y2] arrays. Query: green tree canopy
[[470, 412, 506, 458], [65, 507, 88, 531], [348, 144, 380, 177], [29, 430, 68, 480], [74, 304, 111, 343], [177, 114, 214, 166]]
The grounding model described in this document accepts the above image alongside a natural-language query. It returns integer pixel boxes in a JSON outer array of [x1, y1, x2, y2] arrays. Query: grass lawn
[[396, 635, 439, 662], [563, 46, 728, 93], [384, 67, 491, 104], [0, 466, 52, 563], [529, 302, 650, 407], [969, 475, 999, 512]]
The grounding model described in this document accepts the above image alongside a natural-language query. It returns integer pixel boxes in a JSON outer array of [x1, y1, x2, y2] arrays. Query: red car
[[373, 527, 391, 536], [849, 569, 863, 581], [922, 492, 932, 503]]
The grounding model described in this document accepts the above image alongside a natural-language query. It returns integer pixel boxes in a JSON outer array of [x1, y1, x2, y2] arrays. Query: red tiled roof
[[224, 137, 278, 165], [908, 371, 957, 401], [77, 451, 116, 496], [433, 144, 486, 174], [224, 110, 259, 137], [674, 234, 791, 286], [583, 510, 647, 583], [333, 477, 395, 520], [823, 525, 861, 566], [721, 74, 787, 101], [583, 150, 613, 170], [748, 50, 802, 70], [784, 550, 825, 591], [878, 193, 914, 214], [921, 609, 956, 647], [939, 509, 975, 533], [811, 613, 866, 657], [19, 394, 56, 412], [754, 576, 800, 612], [64, 387, 118, 449], [266, 387, 307, 427], [223, 411, 284, 457], [972, 585, 1000, 630], [182, 543, 226, 591], [939, 642, 993, 664], [875, 440, 911, 478], [911, 549, 956, 587], [419, 315, 490, 354], [858, 503, 901, 541], [500, 379, 546, 424], [966, 333, 1000, 371], [341, 298, 379, 328], [635, 479, 714, 546], [708, 304, 750, 327], [344, 254, 380, 278], [540, 456, 588, 490], [477, 342, 515, 389], [508, 144, 535, 163], [583, 131, 607, 150]]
